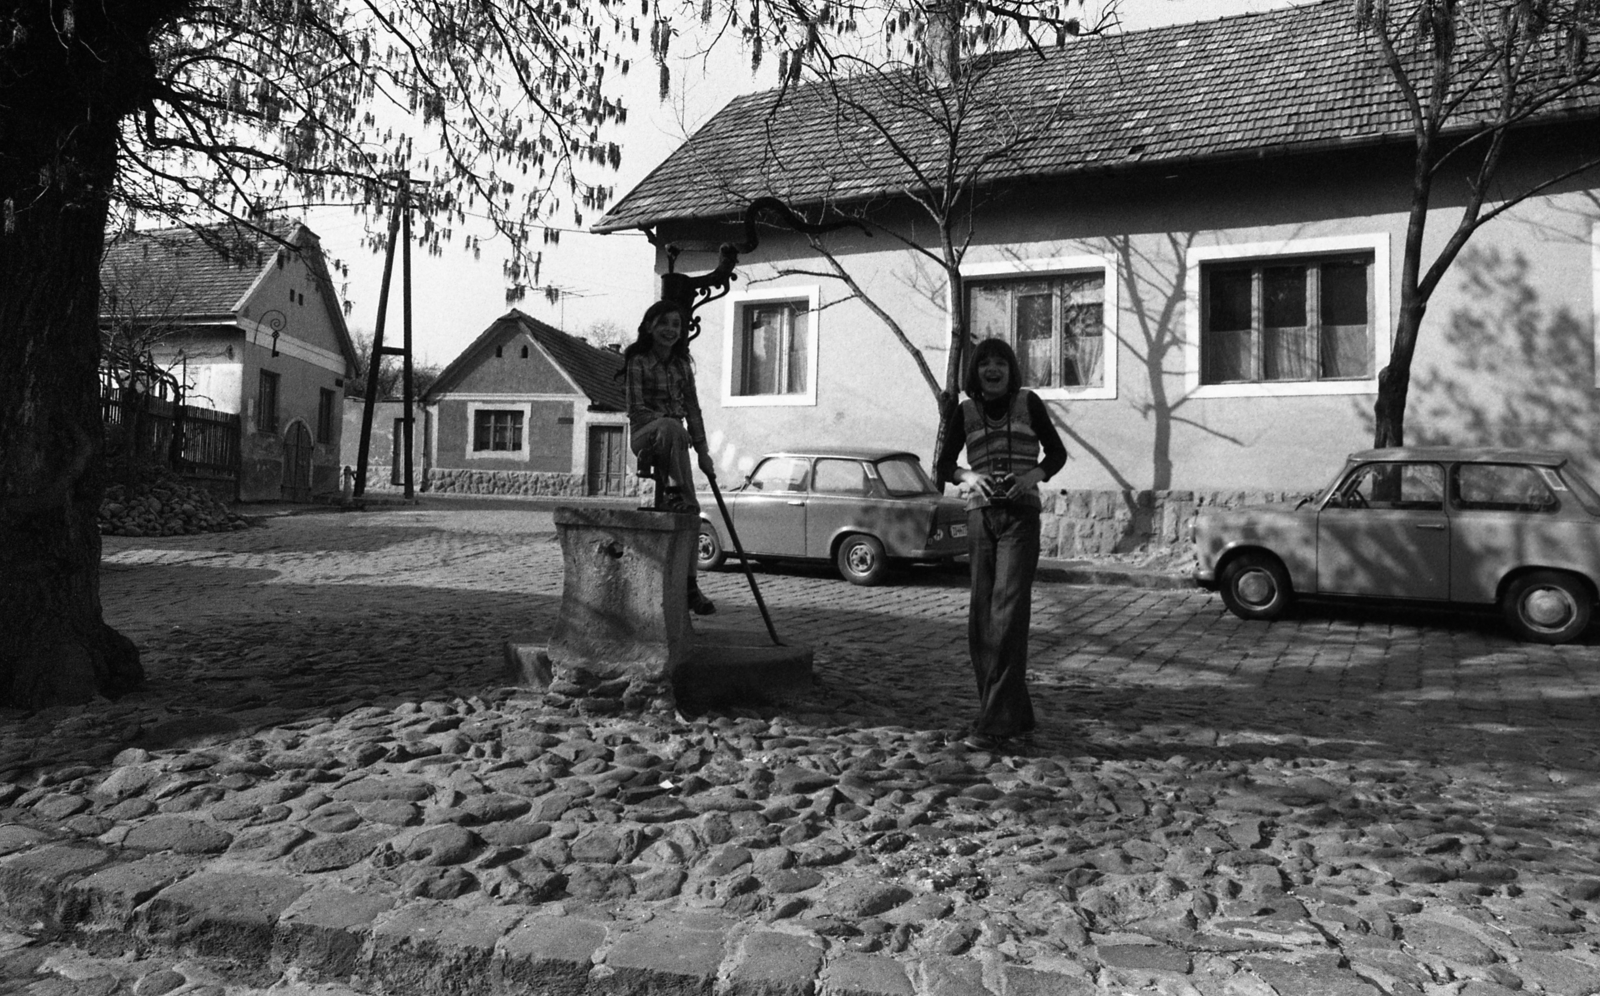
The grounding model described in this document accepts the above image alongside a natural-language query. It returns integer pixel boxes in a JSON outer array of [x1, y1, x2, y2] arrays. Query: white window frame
[[721, 285, 821, 408], [464, 400, 532, 461], [964, 254, 1120, 401], [1184, 233, 1390, 399]]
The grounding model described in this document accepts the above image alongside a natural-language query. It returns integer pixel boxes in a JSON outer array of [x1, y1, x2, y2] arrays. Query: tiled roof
[[101, 218, 304, 317], [100, 217, 358, 369], [427, 310, 628, 411], [595, 0, 1600, 232]]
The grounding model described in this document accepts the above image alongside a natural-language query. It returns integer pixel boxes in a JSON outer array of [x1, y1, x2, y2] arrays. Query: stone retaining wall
[[1042, 488, 1308, 560], [424, 468, 644, 498]]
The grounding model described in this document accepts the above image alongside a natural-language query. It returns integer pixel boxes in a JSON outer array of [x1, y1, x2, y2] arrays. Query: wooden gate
[[391, 417, 405, 485], [586, 425, 627, 496], [283, 422, 314, 502]]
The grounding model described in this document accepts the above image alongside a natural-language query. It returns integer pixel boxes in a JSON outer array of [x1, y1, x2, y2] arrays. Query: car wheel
[[1502, 570, 1592, 644], [1218, 552, 1293, 621], [836, 534, 889, 586], [697, 523, 726, 571]]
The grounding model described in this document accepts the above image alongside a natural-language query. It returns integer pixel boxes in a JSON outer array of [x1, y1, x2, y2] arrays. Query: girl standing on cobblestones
[[936, 338, 1067, 751], [622, 299, 717, 615]]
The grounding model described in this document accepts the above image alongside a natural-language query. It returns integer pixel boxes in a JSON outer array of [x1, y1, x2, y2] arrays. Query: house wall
[[652, 132, 1600, 556], [228, 248, 351, 501], [426, 324, 632, 495], [341, 398, 426, 492]]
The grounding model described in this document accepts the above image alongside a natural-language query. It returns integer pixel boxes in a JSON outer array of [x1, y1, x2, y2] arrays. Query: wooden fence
[[101, 388, 240, 482]]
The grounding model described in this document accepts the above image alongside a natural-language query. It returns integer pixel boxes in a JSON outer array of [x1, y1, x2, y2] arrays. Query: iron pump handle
[[658, 196, 868, 339]]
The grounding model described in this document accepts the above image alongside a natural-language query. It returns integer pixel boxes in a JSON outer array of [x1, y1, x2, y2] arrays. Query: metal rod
[[705, 474, 781, 646], [401, 176, 415, 500]]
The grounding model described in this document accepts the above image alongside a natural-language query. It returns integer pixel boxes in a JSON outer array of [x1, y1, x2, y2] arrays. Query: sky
[[308, 0, 1296, 368]]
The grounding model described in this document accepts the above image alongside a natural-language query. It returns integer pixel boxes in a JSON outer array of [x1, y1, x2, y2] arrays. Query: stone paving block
[[818, 954, 914, 996], [60, 854, 199, 932], [0, 844, 113, 926], [495, 914, 607, 995], [998, 963, 1097, 996], [0, 825, 49, 856], [273, 886, 397, 981], [1514, 951, 1600, 995], [724, 931, 823, 996], [363, 901, 522, 996], [599, 912, 731, 995], [138, 871, 308, 962], [916, 956, 988, 996], [1245, 956, 1384, 996]]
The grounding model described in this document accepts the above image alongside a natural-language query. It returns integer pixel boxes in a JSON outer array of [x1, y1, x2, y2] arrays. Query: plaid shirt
[[624, 351, 707, 450]]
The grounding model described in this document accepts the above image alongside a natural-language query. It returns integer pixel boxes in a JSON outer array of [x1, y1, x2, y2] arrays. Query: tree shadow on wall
[[1048, 233, 1244, 552], [1356, 245, 1599, 470]]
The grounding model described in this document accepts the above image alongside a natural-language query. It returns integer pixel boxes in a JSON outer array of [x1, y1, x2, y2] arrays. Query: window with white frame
[[968, 271, 1106, 389], [723, 287, 821, 407], [1185, 234, 1388, 398], [1201, 253, 1373, 385], [472, 409, 524, 452], [962, 255, 1117, 399], [735, 300, 809, 397]]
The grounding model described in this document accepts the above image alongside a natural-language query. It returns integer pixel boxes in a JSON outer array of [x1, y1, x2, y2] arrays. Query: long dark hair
[[963, 337, 1023, 402], [619, 299, 693, 368]]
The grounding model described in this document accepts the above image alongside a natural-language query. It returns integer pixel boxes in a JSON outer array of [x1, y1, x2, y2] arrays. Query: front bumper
[[1193, 565, 1218, 590]]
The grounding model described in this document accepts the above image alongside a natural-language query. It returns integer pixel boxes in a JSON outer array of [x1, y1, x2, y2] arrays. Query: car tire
[[1218, 552, 1293, 621], [697, 523, 726, 571], [836, 533, 890, 586], [1501, 570, 1592, 644]]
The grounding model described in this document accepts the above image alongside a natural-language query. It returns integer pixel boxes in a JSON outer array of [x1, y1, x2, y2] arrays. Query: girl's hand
[[697, 451, 716, 479]]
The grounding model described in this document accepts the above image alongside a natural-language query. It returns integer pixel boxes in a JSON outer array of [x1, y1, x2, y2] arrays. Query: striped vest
[[961, 390, 1042, 511]]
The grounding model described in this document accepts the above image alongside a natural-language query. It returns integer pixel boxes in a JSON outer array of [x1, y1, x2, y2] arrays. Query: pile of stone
[[99, 477, 249, 536]]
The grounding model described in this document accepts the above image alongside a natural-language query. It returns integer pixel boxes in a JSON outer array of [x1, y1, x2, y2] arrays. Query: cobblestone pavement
[[3, 505, 1600, 996]]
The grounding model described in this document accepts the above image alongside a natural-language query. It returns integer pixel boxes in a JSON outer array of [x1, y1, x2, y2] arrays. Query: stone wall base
[[1043, 488, 1308, 560], [425, 468, 649, 498]]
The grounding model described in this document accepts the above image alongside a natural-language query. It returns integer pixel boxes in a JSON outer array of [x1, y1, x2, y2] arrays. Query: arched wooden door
[[283, 422, 313, 502]]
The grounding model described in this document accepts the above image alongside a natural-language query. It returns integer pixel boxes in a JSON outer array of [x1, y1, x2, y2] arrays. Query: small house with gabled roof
[[593, 0, 1600, 557], [422, 311, 635, 496], [100, 218, 359, 502]]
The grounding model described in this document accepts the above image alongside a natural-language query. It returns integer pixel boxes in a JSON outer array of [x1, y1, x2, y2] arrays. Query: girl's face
[[649, 310, 683, 352], [977, 354, 1010, 398]]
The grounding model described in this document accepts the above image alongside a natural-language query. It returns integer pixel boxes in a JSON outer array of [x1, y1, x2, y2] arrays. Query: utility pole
[[354, 174, 417, 498]]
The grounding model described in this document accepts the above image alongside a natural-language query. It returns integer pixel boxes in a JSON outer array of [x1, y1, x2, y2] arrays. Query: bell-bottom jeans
[[966, 503, 1040, 738]]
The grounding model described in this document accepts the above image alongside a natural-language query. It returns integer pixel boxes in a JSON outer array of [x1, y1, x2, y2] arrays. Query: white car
[[1194, 447, 1600, 643]]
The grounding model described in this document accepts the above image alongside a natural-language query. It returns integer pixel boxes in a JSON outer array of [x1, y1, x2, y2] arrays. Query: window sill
[[1032, 385, 1117, 402], [1186, 379, 1378, 399], [723, 393, 817, 408]]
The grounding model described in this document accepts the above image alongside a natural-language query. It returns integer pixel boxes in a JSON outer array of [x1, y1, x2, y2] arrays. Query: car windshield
[[1558, 464, 1600, 516], [875, 456, 938, 496]]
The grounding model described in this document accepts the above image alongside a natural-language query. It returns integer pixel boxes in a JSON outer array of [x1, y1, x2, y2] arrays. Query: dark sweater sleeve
[[933, 396, 966, 487], [1029, 391, 1068, 479]]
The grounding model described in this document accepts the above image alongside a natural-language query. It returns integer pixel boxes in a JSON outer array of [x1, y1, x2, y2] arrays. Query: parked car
[[1194, 447, 1600, 643], [696, 447, 968, 585]]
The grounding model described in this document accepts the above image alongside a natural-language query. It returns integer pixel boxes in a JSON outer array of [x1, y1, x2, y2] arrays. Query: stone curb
[[1034, 563, 1191, 591], [0, 841, 1080, 996]]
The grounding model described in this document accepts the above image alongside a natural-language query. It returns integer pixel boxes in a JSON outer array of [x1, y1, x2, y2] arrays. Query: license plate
[[950, 523, 966, 539]]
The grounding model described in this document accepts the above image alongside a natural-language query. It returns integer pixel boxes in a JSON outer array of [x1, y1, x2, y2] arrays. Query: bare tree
[[347, 329, 442, 401], [1358, 0, 1600, 447], [688, 0, 1114, 457]]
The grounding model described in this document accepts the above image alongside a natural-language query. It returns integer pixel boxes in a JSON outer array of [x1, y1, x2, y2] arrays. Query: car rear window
[[875, 456, 938, 496], [1453, 463, 1559, 513]]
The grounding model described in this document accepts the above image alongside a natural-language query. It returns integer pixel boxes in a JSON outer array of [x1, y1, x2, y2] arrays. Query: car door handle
[[786, 500, 805, 506], [1415, 523, 1445, 531]]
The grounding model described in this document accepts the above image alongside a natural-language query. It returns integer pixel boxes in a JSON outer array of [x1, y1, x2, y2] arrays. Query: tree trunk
[[1372, 300, 1427, 449], [0, 9, 152, 707]]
